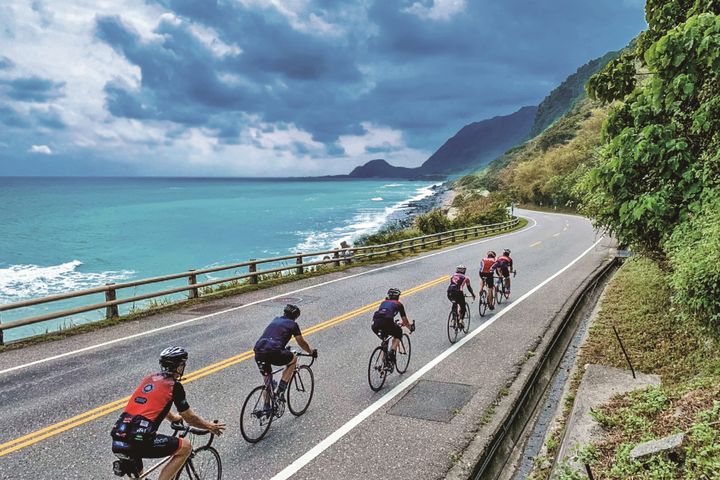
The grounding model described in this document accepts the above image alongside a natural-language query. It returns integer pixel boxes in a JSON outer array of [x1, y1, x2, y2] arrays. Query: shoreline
[[379, 180, 454, 232]]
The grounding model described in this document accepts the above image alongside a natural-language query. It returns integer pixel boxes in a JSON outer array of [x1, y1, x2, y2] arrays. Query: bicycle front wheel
[[395, 333, 412, 374], [240, 385, 273, 443], [176, 446, 222, 480], [463, 305, 471, 333], [368, 346, 388, 392], [288, 365, 315, 416], [495, 284, 504, 304], [478, 291, 487, 317], [447, 310, 458, 344]]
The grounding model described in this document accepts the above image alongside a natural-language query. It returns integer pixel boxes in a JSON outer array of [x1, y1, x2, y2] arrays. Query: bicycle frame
[[260, 353, 316, 411]]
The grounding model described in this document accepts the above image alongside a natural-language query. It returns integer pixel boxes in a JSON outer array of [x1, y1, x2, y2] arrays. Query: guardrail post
[[411, 239, 416, 252], [452, 231, 457, 243], [296, 255, 304, 275], [464, 228, 468, 240], [333, 251, 341, 267], [188, 270, 199, 299], [0, 322, 4, 346], [105, 283, 119, 319], [438, 234, 442, 246], [249, 261, 258, 284]]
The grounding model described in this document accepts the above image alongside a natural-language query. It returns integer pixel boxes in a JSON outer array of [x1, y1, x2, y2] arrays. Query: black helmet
[[159, 346, 188, 372], [284, 304, 301, 320], [387, 288, 401, 300], [503, 249, 511, 256]]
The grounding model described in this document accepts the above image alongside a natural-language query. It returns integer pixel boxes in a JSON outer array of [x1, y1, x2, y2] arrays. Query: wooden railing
[[0, 217, 520, 344]]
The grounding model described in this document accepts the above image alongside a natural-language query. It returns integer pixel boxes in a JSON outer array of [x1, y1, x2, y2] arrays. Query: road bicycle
[[448, 294, 472, 343], [367, 321, 414, 392], [494, 270, 517, 305], [477, 289, 488, 317], [112, 421, 222, 479], [240, 351, 315, 443]]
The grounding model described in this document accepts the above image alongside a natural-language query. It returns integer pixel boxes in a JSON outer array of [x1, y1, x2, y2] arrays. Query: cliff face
[[347, 159, 417, 178], [417, 105, 537, 175]]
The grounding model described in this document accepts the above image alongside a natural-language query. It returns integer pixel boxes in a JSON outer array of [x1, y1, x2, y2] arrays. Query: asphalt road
[[0, 209, 609, 479]]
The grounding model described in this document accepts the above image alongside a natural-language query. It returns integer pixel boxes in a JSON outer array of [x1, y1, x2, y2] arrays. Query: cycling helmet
[[503, 249, 511, 256], [456, 265, 467, 274], [159, 346, 188, 372], [284, 304, 301, 320], [487, 251, 496, 258], [387, 288, 401, 300]]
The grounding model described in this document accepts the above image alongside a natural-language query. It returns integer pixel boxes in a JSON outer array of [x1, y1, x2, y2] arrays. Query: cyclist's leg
[[458, 293, 467, 318], [389, 321, 403, 353], [271, 349, 296, 395], [156, 437, 191, 480]]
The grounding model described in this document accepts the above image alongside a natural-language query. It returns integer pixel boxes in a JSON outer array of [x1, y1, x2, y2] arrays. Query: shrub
[[415, 209, 453, 234]]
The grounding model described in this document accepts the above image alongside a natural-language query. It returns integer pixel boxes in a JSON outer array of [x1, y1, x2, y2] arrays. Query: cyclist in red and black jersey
[[111, 347, 225, 480], [372, 288, 413, 363], [447, 265, 475, 327], [493, 249, 514, 294], [479, 251, 497, 310]]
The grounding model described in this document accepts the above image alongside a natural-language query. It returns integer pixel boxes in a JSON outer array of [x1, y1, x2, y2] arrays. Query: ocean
[[0, 177, 437, 341]]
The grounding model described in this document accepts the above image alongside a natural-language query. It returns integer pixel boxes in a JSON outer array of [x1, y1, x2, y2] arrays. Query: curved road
[[0, 210, 610, 479]]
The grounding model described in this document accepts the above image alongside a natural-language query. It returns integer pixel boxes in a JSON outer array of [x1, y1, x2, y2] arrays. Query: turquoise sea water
[[0, 177, 436, 341]]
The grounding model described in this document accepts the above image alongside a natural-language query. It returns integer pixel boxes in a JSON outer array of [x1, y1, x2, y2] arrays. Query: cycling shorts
[[447, 290, 465, 305], [372, 316, 402, 340], [497, 266, 510, 278], [479, 272, 494, 284], [112, 434, 182, 470], [254, 348, 294, 375]]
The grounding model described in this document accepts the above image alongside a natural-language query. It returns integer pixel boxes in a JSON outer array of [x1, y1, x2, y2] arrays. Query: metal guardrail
[[0, 217, 520, 344]]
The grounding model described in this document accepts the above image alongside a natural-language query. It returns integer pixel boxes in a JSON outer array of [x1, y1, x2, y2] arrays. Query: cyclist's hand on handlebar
[[311, 348, 318, 359], [207, 420, 226, 436]]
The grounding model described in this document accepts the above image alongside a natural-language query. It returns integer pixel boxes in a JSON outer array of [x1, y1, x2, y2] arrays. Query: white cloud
[[405, 0, 467, 21], [239, 0, 344, 36], [336, 122, 428, 168], [29, 144, 52, 154]]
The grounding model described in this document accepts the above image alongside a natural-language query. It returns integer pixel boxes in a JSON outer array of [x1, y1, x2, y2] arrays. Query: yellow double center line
[[0, 274, 449, 458]]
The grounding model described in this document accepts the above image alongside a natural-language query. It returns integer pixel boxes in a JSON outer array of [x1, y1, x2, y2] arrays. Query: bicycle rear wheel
[[368, 346, 388, 392], [447, 309, 459, 343], [287, 365, 315, 416], [240, 385, 273, 443], [176, 446, 222, 480], [478, 291, 487, 317], [495, 283, 504, 304], [395, 333, 412, 374]]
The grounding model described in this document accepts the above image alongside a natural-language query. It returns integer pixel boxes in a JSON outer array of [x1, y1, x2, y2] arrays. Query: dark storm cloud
[[2, 76, 65, 102], [92, 0, 645, 155], [0, 56, 14, 70]]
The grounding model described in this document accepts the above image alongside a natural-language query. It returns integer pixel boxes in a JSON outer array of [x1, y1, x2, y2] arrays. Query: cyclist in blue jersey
[[254, 304, 317, 399], [371, 288, 413, 364]]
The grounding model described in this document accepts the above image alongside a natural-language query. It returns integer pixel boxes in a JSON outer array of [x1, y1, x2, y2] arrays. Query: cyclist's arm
[[178, 408, 225, 434], [465, 278, 475, 297], [294, 334, 313, 355], [397, 303, 411, 327], [166, 411, 182, 423]]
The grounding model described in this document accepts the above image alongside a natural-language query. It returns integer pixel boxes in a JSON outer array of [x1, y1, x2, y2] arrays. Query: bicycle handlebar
[[292, 350, 317, 367], [170, 420, 217, 437]]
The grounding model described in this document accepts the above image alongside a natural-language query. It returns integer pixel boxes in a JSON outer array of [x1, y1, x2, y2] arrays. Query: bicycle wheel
[[495, 282, 504, 305], [240, 385, 273, 443], [287, 365, 315, 416], [447, 309, 459, 344], [478, 291, 487, 317], [463, 304, 471, 333], [176, 447, 222, 480], [395, 333, 412, 374], [368, 346, 387, 392]]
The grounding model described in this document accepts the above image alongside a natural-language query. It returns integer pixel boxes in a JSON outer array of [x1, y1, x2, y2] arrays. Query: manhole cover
[[388, 380, 475, 423], [181, 303, 241, 315], [267, 295, 319, 306]]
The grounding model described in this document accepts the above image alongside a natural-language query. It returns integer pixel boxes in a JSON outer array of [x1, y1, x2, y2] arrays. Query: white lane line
[[553, 233, 561, 237], [530, 241, 542, 247], [0, 216, 543, 376], [270, 236, 605, 480]]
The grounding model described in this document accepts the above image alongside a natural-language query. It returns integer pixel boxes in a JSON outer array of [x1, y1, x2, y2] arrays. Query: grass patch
[[536, 257, 720, 478]]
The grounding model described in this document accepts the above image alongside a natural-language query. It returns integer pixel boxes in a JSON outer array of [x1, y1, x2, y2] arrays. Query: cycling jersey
[[254, 316, 302, 354], [111, 372, 189, 448], [373, 299, 406, 320], [479, 258, 495, 273], [447, 273, 471, 293]]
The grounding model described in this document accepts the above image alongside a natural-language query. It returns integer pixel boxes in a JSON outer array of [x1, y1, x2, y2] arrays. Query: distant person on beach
[[339, 240, 353, 258]]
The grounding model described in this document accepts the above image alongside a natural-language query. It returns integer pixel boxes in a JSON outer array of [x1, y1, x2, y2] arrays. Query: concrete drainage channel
[[467, 256, 621, 480]]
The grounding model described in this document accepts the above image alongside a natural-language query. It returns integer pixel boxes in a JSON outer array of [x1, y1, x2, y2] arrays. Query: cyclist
[[493, 249, 514, 295], [371, 288, 413, 364], [110, 347, 226, 480], [253, 304, 317, 401], [447, 265, 475, 328], [478, 251, 497, 310]]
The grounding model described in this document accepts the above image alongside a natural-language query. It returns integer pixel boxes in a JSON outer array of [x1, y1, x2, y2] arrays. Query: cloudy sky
[[0, 0, 646, 176]]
